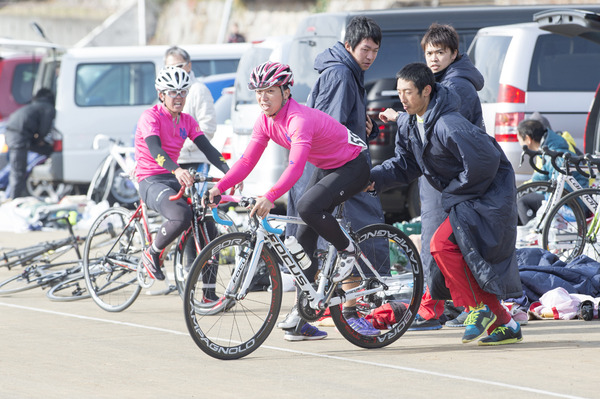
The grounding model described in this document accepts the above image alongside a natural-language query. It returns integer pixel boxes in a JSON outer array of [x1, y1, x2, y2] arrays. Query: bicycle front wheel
[[83, 207, 143, 312], [184, 232, 282, 360], [330, 223, 423, 349], [542, 187, 596, 262], [0, 266, 52, 294]]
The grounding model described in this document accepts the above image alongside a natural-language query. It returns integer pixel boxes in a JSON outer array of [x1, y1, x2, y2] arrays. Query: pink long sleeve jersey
[[216, 98, 365, 203], [134, 103, 204, 182]]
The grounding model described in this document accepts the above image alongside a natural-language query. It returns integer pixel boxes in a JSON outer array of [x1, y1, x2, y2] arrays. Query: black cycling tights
[[296, 151, 370, 281], [139, 174, 192, 250]]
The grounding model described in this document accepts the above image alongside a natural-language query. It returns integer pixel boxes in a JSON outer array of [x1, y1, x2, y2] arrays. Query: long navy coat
[[418, 54, 485, 297], [372, 84, 522, 299]]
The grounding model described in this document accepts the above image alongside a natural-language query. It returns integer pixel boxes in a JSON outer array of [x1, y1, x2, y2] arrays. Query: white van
[[30, 43, 249, 195], [228, 36, 292, 209], [468, 21, 600, 184]]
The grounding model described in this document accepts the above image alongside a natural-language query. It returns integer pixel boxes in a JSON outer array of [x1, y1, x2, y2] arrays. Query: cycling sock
[[343, 305, 359, 319], [150, 243, 161, 254], [344, 242, 355, 253], [149, 244, 161, 267]]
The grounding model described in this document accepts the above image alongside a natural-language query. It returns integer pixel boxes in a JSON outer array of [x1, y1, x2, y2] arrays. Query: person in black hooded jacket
[[371, 63, 523, 346], [5, 88, 55, 199]]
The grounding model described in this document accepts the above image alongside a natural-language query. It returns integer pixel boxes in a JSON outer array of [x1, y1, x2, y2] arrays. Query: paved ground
[[1, 229, 599, 399]]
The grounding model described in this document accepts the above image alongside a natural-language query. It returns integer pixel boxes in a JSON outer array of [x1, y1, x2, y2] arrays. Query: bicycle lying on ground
[[0, 215, 91, 300], [183, 196, 423, 360], [82, 172, 237, 312]]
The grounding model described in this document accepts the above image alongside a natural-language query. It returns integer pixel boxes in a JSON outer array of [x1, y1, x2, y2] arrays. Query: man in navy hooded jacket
[[371, 63, 523, 346], [379, 24, 485, 330]]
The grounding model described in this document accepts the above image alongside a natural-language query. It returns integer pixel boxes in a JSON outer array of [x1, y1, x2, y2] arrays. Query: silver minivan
[[468, 18, 600, 184]]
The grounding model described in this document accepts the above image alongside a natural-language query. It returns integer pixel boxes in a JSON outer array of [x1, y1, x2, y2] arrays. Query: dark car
[[288, 4, 600, 222], [534, 9, 600, 154]]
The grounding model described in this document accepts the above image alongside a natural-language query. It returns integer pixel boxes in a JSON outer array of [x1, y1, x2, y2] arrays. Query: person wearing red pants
[[369, 63, 523, 345]]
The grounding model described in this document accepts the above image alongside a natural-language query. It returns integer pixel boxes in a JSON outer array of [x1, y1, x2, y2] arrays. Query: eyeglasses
[[170, 61, 189, 69], [165, 89, 189, 98]]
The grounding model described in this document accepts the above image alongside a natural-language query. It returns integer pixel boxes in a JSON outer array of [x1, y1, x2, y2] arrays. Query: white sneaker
[[277, 306, 301, 329], [332, 250, 357, 283]]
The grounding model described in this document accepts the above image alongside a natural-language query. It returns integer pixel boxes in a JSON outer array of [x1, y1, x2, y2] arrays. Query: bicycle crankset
[[297, 291, 326, 322], [137, 265, 154, 289]]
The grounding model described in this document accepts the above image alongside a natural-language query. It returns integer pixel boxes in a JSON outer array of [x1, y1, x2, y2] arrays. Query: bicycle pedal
[[314, 249, 328, 260]]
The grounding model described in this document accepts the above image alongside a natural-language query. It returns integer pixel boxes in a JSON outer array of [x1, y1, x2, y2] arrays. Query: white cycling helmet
[[155, 66, 191, 92]]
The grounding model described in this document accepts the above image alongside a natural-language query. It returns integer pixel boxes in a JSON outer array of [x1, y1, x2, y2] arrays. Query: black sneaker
[[478, 323, 523, 346], [408, 314, 442, 331], [445, 311, 468, 328], [142, 248, 165, 281]]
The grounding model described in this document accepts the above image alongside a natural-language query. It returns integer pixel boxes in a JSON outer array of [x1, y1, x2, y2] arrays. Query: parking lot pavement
[[1, 229, 599, 399]]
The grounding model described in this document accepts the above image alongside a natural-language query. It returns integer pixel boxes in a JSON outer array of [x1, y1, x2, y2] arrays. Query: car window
[[528, 34, 600, 92], [192, 59, 240, 78], [288, 36, 337, 104], [468, 35, 512, 103], [75, 62, 156, 107], [11, 62, 38, 105]]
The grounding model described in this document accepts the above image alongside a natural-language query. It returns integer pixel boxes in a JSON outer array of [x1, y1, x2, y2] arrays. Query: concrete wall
[[2, 0, 600, 48]]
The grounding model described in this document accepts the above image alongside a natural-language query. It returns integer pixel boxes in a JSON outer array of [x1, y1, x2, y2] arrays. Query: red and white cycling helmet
[[155, 66, 191, 92], [248, 61, 294, 90]]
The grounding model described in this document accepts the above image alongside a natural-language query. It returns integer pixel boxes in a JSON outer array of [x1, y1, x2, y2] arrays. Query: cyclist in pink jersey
[[206, 62, 370, 340], [135, 66, 229, 281]]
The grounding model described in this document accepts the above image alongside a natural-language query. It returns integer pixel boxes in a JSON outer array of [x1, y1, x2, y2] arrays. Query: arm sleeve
[[192, 135, 229, 174], [145, 135, 180, 173]]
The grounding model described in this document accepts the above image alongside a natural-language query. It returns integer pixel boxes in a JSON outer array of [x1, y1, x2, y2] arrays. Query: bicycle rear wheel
[[46, 273, 91, 301], [516, 180, 565, 227], [184, 232, 282, 360], [542, 187, 596, 262], [83, 207, 143, 312], [330, 224, 423, 349]]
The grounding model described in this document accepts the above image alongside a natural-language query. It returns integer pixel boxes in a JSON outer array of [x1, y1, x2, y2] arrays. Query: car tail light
[[494, 84, 526, 142], [369, 124, 389, 146], [497, 84, 526, 104], [367, 107, 391, 146], [53, 139, 62, 152], [494, 112, 524, 142], [221, 137, 232, 161]]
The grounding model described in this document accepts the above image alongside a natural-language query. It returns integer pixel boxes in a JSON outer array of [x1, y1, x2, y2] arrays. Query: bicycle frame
[[221, 211, 388, 312]]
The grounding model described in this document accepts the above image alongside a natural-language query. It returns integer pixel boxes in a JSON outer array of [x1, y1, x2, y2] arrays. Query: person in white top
[[164, 46, 217, 173]]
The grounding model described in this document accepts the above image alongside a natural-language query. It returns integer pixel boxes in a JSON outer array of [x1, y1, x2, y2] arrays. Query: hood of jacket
[[437, 53, 484, 92], [412, 83, 461, 138], [313, 41, 365, 92]]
